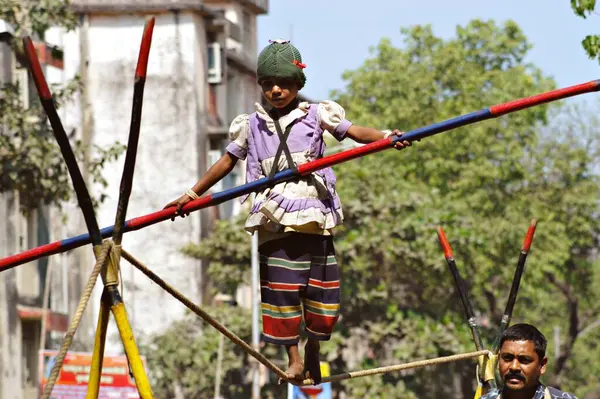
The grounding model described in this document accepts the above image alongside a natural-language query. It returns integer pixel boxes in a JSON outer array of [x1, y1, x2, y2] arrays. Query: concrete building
[[60, 0, 268, 349], [1, 0, 269, 397], [0, 23, 78, 399]]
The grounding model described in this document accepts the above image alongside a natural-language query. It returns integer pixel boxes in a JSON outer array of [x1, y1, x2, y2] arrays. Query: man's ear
[[540, 356, 548, 375]]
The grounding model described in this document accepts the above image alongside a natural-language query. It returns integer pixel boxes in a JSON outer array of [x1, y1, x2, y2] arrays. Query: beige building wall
[[0, 0, 267, 397]]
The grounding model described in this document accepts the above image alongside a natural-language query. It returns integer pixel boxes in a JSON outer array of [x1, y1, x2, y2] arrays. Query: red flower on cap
[[293, 59, 306, 69]]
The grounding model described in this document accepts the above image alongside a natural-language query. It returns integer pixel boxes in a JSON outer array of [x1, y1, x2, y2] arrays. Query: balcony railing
[[239, 0, 268, 14]]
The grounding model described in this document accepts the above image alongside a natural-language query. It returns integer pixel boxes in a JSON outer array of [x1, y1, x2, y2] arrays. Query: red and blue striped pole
[[1, 79, 598, 272]]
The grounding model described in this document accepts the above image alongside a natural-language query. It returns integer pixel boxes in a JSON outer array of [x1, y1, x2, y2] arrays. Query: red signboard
[[39, 350, 144, 399]]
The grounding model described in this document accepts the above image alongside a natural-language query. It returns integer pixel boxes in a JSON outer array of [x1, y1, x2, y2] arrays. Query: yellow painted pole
[[111, 292, 153, 398], [86, 289, 111, 399], [88, 244, 153, 398]]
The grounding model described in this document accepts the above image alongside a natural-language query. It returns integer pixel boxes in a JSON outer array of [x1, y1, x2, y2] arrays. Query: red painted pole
[[0, 80, 598, 271]]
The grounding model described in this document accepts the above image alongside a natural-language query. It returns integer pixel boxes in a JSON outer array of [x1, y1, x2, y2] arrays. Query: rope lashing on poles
[[1, 81, 599, 272], [22, 20, 157, 399], [41, 241, 112, 399], [121, 248, 493, 386], [480, 353, 498, 383]]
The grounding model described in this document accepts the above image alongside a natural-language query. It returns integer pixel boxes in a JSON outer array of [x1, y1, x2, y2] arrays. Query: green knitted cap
[[257, 40, 306, 89]]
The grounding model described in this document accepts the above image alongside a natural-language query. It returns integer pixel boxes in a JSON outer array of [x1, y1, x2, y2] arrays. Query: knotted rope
[[41, 240, 112, 399]]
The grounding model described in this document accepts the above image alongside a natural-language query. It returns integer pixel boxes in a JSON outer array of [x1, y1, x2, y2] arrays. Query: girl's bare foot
[[284, 361, 305, 384], [280, 344, 304, 385], [304, 339, 322, 385]]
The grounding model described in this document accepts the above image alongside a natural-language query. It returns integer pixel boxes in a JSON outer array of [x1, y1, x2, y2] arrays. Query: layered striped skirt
[[259, 233, 340, 345]]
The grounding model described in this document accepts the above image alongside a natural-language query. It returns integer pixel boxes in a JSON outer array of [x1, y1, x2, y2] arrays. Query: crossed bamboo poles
[[437, 220, 538, 396], [7, 19, 600, 397], [23, 18, 156, 398]]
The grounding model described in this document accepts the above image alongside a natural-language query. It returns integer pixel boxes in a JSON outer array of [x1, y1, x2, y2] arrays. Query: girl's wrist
[[185, 189, 200, 200]]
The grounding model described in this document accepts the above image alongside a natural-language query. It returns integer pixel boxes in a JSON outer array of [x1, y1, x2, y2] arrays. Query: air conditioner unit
[[0, 19, 15, 36], [207, 42, 223, 85]]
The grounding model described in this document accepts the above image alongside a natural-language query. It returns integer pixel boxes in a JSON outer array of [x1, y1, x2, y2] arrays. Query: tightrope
[[122, 248, 492, 386], [306, 350, 491, 385]]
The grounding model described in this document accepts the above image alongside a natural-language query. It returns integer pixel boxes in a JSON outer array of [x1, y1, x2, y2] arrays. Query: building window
[[21, 319, 41, 389], [207, 42, 223, 85]]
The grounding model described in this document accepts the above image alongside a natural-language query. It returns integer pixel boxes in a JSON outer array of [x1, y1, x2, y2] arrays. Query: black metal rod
[[492, 219, 538, 354], [437, 227, 485, 351], [22, 37, 102, 246], [111, 18, 155, 246], [437, 227, 497, 392]]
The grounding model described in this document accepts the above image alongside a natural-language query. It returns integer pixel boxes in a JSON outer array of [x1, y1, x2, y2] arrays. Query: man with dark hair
[[480, 323, 578, 399]]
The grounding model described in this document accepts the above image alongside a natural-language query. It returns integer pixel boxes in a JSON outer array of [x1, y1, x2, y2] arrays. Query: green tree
[[152, 19, 600, 398], [181, 213, 251, 296], [0, 0, 77, 38], [144, 214, 288, 398], [331, 20, 600, 398], [0, 0, 125, 214], [571, 0, 600, 62], [525, 103, 600, 396], [141, 306, 254, 399]]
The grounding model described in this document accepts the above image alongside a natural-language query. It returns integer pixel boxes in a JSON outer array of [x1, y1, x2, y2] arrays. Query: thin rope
[[111, 243, 124, 301], [41, 241, 112, 399], [122, 249, 494, 386], [303, 350, 491, 385], [120, 248, 289, 381]]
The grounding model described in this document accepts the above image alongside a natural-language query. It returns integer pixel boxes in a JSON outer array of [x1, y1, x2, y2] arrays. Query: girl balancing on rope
[[164, 40, 411, 385]]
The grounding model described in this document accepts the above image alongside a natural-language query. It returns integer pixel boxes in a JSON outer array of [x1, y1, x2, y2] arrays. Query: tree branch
[[544, 268, 580, 386]]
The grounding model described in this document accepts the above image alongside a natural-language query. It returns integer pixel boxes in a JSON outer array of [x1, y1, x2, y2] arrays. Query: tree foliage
[[0, 0, 77, 38], [141, 305, 285, 399], [141, 306, 253, 398], [0, 1, 125, 214], [146, 19, 600, 398], [180, 213, 251, 296], [571, 0, 600, 62], [331, 20, 600, 397]]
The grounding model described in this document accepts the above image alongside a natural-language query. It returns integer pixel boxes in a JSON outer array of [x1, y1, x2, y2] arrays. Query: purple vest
[[240, 104, 339, 206]]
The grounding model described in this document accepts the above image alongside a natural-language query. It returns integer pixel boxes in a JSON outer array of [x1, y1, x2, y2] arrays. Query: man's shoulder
[[546, 385, 579, 399], [477, 386, 578, 399], [479, 389, 501, 399]]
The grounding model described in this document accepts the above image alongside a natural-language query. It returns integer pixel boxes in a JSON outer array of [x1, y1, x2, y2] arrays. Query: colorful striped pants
[[259, 233, 340, 345]]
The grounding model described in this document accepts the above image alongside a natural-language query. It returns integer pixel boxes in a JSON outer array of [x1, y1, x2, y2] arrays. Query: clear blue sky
[[257, 0, 599, 102]]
